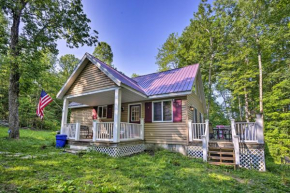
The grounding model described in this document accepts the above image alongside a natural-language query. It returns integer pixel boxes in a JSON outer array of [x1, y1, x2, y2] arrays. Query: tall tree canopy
[[0, 0, 98, 138], [59, 54, 80, 80], [156, 33, 180, 71], [92, 42, 113, 66], [156, 0, 290, 160]]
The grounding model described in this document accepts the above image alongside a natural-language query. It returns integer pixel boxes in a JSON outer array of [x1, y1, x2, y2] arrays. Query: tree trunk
[[207, 36, 214, 119], [238, 96, 242, 121], [258, 51, 263, 115], [8, 4, 25, 138], [244, 87, 250, 122]]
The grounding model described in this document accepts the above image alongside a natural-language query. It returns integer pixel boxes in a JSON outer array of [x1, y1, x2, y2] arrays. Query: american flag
[[36, 90, 53, 119]]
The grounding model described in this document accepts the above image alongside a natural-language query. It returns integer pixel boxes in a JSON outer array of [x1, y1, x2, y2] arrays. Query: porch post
[[113, 88, 121, 142], [256, 115, 264, 144], [188, 119, 192, 142], [75, 122, 80, 140], [92, 121, 97, 142], [60, 97, 69, 134], [140, 118, 144, 140]]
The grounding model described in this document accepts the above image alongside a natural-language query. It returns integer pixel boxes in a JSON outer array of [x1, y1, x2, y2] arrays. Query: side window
[[97, 106, 107, 118]]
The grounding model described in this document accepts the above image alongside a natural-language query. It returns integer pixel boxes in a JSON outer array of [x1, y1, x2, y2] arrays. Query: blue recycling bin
[[56, 134, 67, 148]]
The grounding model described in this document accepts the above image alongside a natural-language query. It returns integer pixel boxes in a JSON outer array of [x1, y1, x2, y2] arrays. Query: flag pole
[[53, 100, 63, 111]]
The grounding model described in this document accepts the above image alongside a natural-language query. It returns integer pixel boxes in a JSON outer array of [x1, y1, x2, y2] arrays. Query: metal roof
[[133, 64, 199, 96]]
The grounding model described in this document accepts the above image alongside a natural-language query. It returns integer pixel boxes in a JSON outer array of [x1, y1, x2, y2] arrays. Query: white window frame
[[97, 105, 107, 119], [128, 103, 142, 123], [152, 100, 173, 122]]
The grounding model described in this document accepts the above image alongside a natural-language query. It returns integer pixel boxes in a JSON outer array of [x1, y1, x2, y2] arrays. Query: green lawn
[[0, 127, 289, 193]]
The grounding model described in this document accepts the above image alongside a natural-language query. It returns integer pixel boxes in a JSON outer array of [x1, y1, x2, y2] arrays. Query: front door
[[129, 104, 141, 123]]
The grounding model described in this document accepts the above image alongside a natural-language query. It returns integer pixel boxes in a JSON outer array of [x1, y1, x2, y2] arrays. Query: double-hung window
[[153, 100, 172, 122], [97, 106, 107, 118]]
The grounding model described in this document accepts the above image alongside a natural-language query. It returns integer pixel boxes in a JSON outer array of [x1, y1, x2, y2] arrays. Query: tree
[[0, 0, 98, 138], [131, 73, 139, 78], [92, 42, 113, 66], [156, 33, 180, 71], [59, 54, 79, 80]]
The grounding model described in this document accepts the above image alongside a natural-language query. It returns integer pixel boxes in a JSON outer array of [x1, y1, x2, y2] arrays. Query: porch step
[[208, 151, 234, 155], [207, 146, 236, 169], [208, 156, 234, 161], [64, 149, 85, 154], [69, 145, 89, 151], [208, 147, 234, 151]]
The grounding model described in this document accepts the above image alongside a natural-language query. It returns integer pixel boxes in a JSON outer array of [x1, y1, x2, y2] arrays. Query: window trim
[[128, 103, 142, 123], [152, 100, 173, 122], [97, 105, 107, 119]]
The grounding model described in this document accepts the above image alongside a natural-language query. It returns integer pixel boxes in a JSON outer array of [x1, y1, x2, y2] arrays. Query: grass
[[0, 127, 289, 192]]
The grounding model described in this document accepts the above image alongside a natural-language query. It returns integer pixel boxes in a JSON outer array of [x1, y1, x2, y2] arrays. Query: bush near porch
[[0, 127, 289, 192]]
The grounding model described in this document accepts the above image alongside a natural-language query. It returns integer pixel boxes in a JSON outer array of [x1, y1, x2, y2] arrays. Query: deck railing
[[188, 120, 209, 162], [189, 123, 207, 141], [235, 122, 257, 142], [94, 122, 114, 141], [120, 122, 142, 141]]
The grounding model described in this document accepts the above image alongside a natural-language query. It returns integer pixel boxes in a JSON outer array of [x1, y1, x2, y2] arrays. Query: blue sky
[[57, 0, 208, 77]]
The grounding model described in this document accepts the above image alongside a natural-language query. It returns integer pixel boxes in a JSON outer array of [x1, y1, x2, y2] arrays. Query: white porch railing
[[93, 122, 114, 141], [189, 122, 207, 141], [92, 118, 144, 142], [120, 122, 142, 141], [62, 123, 80, 140], [235, 122, 257, 142], [63, 123, 76, 139]]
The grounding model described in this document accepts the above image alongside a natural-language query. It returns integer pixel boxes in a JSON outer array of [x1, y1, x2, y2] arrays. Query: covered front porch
[[60, 86, 146, 143]]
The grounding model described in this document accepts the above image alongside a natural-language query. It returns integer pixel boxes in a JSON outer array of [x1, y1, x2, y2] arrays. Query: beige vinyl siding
[[144, 98, 188, 145], [70, 107, 93, 126], [65, 62, 116, 96], [187, 71, 206, 122]]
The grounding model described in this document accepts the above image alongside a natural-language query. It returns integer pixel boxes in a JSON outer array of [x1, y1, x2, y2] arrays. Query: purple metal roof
[[86, 53, 146, 95], [133, 64, 199, 96], [86, 53, 199, 96]]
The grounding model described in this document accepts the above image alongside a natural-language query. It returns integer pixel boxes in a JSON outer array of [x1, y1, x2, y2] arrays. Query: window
[[97, 106, 107, 118], [153, 100, 172, 122], [130, 105, 140, 122]]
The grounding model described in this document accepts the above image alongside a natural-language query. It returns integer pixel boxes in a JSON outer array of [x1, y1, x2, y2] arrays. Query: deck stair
[[208, 142, 236, 169]]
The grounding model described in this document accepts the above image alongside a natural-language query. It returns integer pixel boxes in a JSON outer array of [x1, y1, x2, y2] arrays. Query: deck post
[[202, 136, 207, 162], [113, 88, 121, 143], [188, 119, 192, 142], [205, 119, 209, 142], [231, 119, 240, 165], [256, 114, 264, 144], [92, 121, 97, 142], [75, 122, 80, 140], [140, 118, 144, 140], [60, 97, 69, 134]]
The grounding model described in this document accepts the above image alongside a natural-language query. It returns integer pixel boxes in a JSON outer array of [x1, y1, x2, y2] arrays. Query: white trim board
[[148, 91, 191, 99], [66, 87, 118, 99]]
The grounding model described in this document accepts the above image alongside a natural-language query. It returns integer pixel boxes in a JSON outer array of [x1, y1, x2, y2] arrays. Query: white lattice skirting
[[187, 146, 203, 158], [240, 148, 266, 171], [93, 144, 145, 157]]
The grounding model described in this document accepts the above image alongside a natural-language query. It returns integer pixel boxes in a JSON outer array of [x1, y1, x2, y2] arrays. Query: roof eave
[[148, 91, 192, 99]]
